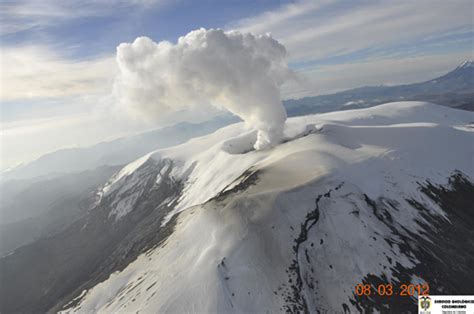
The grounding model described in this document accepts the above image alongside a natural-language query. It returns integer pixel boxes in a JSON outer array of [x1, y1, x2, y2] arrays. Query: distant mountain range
[[1, 116, 237, 181], [284, 60, 474, 116]]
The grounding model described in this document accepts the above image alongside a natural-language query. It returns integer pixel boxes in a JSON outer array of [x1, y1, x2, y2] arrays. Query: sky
[[1, 0, 473, 169]]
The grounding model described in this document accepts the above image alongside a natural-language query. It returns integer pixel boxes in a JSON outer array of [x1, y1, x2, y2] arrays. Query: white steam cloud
[[114, 28, 292, 149]]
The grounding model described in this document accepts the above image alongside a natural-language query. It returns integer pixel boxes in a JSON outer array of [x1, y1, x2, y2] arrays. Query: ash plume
[[114, 28, 292, 149]]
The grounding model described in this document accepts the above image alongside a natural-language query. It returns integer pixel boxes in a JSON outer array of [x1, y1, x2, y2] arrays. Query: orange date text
[[354, 283, 429, 297]]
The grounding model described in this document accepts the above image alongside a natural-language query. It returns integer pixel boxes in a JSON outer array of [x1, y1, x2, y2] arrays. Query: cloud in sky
[[115, 29, 292, 149], [232, 0, 473, 62], [0, 45, 116, 101], [0, 0, 169, 35], [229, 0, 473, 97]]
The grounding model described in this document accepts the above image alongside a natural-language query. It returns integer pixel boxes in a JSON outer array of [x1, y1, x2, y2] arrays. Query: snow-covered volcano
[[2, 102, 473, 313]]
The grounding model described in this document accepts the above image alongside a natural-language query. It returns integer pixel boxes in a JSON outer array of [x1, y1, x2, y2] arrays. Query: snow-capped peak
[[456, 60, 474, 69], [96, 101, 474, 224]]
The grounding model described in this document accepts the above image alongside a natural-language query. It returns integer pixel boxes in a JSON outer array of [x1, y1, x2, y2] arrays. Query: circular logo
[[419, 296, 431, 311]]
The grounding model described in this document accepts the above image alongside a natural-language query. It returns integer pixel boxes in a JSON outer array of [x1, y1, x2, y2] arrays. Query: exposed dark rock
[[350, 171, 474, 313], [213, 168, 260, 202], [281, 182, 344, 314]]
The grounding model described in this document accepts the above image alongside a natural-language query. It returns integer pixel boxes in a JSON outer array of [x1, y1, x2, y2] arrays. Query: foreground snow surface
[[64, 102, 473, 313]]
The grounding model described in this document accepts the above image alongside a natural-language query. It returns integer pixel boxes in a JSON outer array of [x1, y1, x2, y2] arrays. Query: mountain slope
[[1, 102, 473, 313]]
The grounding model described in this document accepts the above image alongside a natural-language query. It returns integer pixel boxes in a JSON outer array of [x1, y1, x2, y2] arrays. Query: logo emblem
[[419, 296, 431, 311]]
